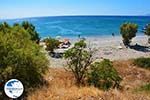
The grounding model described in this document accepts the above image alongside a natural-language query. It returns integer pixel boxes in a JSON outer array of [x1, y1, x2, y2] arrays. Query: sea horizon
[[0, 15, 150, 38], [1, 15, 150, 20]]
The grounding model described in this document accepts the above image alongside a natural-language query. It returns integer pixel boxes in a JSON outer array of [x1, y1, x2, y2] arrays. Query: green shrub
[[120, 23, 138, 46], [74, 40, 86, 48], [44, 37, 60, 52], [88, 59, 122, 90], [0, 22, 48, 91], [134, 57, 150, 69], [143, 24, 150, 43], [64, 40, 93, 86]]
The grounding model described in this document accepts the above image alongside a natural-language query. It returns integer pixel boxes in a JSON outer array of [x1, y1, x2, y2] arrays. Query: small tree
[[64, 40, 94, 85], [88, 59, 122, 90], [143, 24, 150, 43], [120, 23, 138, 47], [44, 37, 60, 53]]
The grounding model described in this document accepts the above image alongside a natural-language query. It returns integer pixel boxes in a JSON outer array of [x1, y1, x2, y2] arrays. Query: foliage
[[74, 39, 86, 48], [120, 23, 138, 46], [22, 21, 40, 43], [139, 83, 150, 92], [88, 59, 122, 90], [134, 57, 150, 69], [135, 83, 150, 93], [0, 22, 11, 34], [143, 24, 150, 43], [44, 37, 60, 52], [64, 40, 93, 85], [0, 22, 48, 91], [143, 24, 150, 36]]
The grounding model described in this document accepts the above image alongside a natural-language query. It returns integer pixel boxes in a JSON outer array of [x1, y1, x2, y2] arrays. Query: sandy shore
[[85, 36, 150, 60], [48, 35, 150, 68]]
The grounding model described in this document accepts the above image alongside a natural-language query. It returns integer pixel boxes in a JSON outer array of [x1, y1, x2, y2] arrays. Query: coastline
[[49, 35, 150, 68]]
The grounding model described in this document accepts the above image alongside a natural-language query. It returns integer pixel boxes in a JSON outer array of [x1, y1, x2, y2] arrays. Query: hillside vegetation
[[28, 60, 150, 100]]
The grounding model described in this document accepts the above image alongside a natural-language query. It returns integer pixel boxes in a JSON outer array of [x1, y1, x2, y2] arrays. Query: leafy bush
[[120, 23, 138, 46], [44, 37, 60, 52], [64, 40, 93, 85], [0, 22, 48, 91], [143, 24, 150, 43], [88, 59, 122, 90], [134, 57, 150, 69]]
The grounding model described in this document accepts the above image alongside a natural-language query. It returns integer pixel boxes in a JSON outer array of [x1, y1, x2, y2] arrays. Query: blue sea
[[0, 16, 150, 38]]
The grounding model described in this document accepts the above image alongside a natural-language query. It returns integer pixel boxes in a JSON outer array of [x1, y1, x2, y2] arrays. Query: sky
[[0, 0, 150, 19]]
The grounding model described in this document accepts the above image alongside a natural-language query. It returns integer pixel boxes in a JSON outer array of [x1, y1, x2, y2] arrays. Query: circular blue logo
[[4, 79, 24, 99]]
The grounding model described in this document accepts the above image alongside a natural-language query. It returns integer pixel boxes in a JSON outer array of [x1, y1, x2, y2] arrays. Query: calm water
[[1, 16, 150, 38]]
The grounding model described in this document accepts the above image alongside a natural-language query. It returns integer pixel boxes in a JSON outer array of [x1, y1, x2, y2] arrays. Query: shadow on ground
[[49, 52, 63, 59], [130, 44, 150, 52]]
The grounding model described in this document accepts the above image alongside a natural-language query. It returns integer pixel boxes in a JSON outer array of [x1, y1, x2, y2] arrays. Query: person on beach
[[78, 34, 81, 39], [112, 33, 115, 37]]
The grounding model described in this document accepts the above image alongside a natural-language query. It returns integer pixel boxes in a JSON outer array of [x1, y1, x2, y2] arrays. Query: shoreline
[[48, 35, 150, 68], [43, 34, 147, 42], [69, 35, 149, 46]]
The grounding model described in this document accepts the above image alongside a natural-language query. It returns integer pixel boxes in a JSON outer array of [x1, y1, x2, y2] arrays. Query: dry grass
[[113, 60, 150, 89], [27, 68, 103, 100], [27, 60, 150, 100]]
